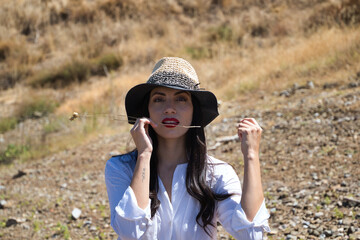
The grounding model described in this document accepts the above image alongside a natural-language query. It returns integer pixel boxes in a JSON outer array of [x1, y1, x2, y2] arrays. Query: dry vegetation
[[0, 0, 360, 238]]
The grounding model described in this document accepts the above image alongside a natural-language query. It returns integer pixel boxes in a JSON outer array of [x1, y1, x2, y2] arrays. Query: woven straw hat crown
[[147, 57, 201, 90]]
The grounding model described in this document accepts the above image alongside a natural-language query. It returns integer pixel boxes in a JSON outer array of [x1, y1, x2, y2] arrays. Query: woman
[[105, 57, 270, 239]]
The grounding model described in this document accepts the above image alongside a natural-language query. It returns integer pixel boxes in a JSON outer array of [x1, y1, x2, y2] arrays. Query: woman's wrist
[[243, 150, 259, 162], [138, 151, 152, 161]]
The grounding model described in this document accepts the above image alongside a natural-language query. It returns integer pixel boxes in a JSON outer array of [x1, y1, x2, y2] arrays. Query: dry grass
[[215, 27, 360, 99], [56, 71, 148, 116], [0, 0, 360, 164], [1, 0, 357, 89]]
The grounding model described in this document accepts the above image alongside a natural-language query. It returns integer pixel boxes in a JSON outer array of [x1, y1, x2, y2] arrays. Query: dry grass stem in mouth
[[69, 112, 201, 128]]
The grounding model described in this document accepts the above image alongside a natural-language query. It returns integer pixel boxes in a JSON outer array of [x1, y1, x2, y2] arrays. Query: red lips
[[161, 118, 180, 128]]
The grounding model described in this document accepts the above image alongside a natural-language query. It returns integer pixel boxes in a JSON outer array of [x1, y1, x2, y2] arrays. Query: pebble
[[6, 218, 17, 227], [22, 224, 30, 230], [286, 234, 296, 240], [343, 218, 352, 225], [324, 229, 333, 236], [314, 119, 321, 124], [0, 199, 7, 208], [348, 226, 356, 234], [307, 81, 315, 89], [312, 230, 320, 236], [83, 220, 92, 227], [71, 208, 81, 220], [302, 220, 310, 226], [344, 173, 351, 178]]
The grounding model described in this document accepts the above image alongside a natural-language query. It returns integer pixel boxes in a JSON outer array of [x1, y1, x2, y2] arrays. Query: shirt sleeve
[[213, 162, 270, 240], [105, 155, 153, 240]]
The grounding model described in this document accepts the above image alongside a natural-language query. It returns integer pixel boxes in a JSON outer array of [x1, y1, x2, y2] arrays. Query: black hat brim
[[125, 83, 219, 127]]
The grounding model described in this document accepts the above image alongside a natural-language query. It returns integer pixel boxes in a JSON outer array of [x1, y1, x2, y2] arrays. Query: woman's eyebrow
[[174, 91, 190, 96], [151, 91, 166, 96], [151, 91, 189, 97], [174, 90, 187, 95]]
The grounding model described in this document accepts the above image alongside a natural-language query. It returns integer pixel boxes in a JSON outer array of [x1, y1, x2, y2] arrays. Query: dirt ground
[[0, 73, 359, 239]]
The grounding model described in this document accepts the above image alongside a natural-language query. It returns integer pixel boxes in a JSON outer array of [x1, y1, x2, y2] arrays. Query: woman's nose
[[164, 101, 176, 114]]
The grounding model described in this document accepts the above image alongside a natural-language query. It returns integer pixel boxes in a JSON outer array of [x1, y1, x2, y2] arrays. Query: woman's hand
[[237, 118, 264, 221], [130, 118, 157, 154], [130, 118, 157, 210], [237, 118, 262, 160]]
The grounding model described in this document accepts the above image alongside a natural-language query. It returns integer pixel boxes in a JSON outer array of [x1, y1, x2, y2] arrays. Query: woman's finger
[[237, 121, 253, 128], [147, 118, 158, 129], [243, 118, 261, 128]]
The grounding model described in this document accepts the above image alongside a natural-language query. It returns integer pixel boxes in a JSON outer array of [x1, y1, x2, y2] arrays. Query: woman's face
[[148, 87, 193, 140]]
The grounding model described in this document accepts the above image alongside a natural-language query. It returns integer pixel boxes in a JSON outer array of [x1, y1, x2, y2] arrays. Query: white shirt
[[105, 151, 270, 240]]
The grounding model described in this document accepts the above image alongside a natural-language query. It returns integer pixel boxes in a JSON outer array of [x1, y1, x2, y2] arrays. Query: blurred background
[[0, 0, 359, 239]]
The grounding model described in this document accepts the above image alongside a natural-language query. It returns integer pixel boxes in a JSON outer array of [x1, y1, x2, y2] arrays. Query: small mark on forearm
[[142, 168, 146, 182]]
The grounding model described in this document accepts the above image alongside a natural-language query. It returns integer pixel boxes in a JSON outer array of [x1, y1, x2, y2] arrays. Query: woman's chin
[[154, 128, 189, 140]]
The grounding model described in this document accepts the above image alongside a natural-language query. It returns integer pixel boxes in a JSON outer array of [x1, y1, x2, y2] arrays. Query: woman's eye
[[176, 96, 187, 102], [153, 97, 164, 102]]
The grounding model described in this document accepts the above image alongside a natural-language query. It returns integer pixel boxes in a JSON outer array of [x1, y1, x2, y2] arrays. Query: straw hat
[[125, 57, 218, 126]]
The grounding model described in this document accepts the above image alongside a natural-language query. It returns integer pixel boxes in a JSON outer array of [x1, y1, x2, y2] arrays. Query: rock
[[280, 90, 290, 97], [344, 173, 351, 178], [6, 218, 17, 227], [0, 185, 5, 191], [71, 208, 81, 220], [343, 218, 352, 225], [12, 170, 27, 179], [343, 196, 360, 207], [312, 230, 320, 236], [323, 83, 339, 89], [302, 220, 310, 226], [83, 220, 92, 227], [348, 82, 358, 88], [311, 173, 318, 180], [90, 225, 97, 231], [324, 229, 333, 236], [347, 226, 356, 234], [307, 81, 315, 89], [335, 232, 344, 237], [286, 234, 296, 240], [315, 212, 324, 218], [319, 233, 326, 239], [0, 199, 7, 209], [22, 223, 30, 230]]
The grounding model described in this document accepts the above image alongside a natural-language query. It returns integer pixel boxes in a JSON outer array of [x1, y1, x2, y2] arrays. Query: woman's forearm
[[130, 152, 151, 209], [240, 153, 264, 222]]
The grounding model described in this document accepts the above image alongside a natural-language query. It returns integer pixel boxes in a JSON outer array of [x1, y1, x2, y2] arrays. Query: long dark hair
[[142, 93, 232, 236]]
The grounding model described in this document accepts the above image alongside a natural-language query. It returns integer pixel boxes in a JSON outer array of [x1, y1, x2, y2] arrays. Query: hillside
[[0, 0, 360, 239]]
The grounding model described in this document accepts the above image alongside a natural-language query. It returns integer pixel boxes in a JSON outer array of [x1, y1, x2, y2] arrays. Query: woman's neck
[[156, 136, 187, 169]]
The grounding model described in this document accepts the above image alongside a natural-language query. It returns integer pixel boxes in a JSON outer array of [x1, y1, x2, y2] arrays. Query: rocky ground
[[0, 73, 360, 239]]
